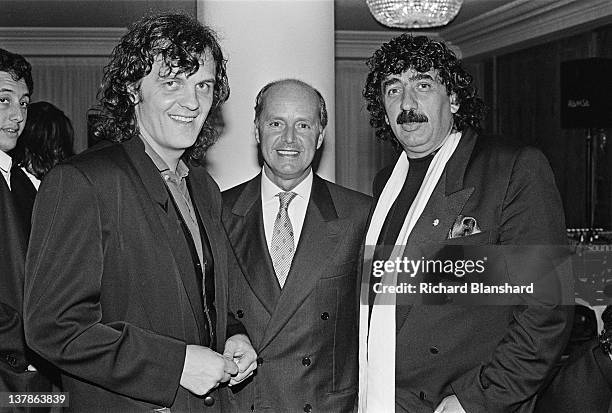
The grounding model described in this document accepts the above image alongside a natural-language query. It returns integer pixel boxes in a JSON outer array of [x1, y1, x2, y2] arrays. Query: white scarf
[[358, 131, 462, 412]]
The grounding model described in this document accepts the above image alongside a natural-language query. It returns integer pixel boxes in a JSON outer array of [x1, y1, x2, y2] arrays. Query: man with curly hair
[[359, 34, 572, 412], [23, 13, 256, 412]]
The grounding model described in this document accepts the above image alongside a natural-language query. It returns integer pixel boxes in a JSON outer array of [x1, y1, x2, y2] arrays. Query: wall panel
[[335, 60, 397, 195]]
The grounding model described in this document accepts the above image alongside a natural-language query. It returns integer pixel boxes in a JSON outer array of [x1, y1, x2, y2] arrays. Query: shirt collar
[[141, 136, 189, 180], [261, 167, 313, 203], [0, 150, 12, 175]]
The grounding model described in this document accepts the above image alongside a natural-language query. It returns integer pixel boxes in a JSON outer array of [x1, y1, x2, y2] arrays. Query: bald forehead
[[263, 81, 319, 107]]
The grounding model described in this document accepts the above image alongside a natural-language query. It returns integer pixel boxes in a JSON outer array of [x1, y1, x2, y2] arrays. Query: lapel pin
[[433, 219, 440, 226]]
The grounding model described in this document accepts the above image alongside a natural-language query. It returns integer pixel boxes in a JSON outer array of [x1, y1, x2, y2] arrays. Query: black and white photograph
[[1, 1, 611, 412]]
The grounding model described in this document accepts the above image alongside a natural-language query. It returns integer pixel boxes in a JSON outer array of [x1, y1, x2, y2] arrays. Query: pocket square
[[448, 215, 481, 239]]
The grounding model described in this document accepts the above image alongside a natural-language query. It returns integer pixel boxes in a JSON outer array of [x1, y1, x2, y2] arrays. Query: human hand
[[434, 395, 466, 413], [180, 344, 238, 395], [223, 334, 258, 386]]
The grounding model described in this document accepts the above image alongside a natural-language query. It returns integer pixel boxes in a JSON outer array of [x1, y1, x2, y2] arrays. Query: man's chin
[[0, 135, 19, 152]]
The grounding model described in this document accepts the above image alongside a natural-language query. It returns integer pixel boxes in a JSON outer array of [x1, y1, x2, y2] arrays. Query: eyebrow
[[0, 87, 30, 98], [381, 77, 401, 90], [409, 73, 435, 82]]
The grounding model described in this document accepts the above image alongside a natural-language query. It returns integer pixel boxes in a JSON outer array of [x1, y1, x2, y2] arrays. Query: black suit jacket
[[372, 129, 573, 413], [24, 138, 241, 412], [0, 164, 53, 402], [222, 174, 371, 412], [535, 338, 612, 413]]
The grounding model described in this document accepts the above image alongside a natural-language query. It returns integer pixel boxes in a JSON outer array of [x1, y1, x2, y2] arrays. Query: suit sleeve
[[23, 164, 186, 407], [450, 147, 574, 412]]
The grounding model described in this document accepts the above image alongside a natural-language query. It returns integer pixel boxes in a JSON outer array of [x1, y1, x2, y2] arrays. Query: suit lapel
[[396, 130, 478, 331], [118, 138, 205, 338], [188, 166, 230, 344], [226, 175, 281, 316], [259, 175, 345, 352], [0, 175, 26, 311]]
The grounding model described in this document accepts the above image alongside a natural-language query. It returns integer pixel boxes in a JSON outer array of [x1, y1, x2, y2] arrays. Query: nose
[[401, 88, 417, 111], [9, 102, 25, 123], [179, 87, 199, 111], [282, 126, 296, 144]]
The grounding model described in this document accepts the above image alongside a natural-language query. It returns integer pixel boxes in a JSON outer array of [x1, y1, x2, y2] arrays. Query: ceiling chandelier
[[366, 0, 464, 29]]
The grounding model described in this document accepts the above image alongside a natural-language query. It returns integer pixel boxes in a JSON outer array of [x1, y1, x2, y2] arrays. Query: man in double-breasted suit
[[222, 79, 371, 412], [0, 48, 54, 405], [359, 34, 573, 413], [23, 14, 256, 412]]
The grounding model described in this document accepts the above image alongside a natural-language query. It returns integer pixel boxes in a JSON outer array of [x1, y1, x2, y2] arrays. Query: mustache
[[396, 110, 428, 124]]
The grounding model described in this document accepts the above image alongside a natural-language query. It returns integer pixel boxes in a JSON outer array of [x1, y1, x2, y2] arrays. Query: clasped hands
[[180, 334, 258, 396]]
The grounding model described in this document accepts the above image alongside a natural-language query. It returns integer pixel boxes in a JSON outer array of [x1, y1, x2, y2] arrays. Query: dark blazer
[[0, 166, 53, 402], [535, 338, 612, 413], [23, 138, 240, 412], [372, 128, 573, 413], [222, 173, 371, 412]]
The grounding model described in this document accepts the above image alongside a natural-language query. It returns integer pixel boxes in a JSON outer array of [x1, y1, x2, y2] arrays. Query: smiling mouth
[[276, 149, 300, 157], [1, 127, 19, 134], [169, 115, 196, 123]]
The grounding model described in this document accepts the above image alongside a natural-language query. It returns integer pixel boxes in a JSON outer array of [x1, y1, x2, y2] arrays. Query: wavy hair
[[0, 48, 33, 94], [96, 12, 229, 163], [12, 101, 74, 179], [363, 34, 485, 148]]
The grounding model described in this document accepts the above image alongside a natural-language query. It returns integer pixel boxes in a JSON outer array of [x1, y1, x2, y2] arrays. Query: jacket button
[[429, 346, 439, 354], [195, 262, 202, 268], [236, 310, 244, 318], [302, 357, 311, 367], [303, 403, 312, 412], [257, 357, 264, 366], [204, 396, 214, 406], [320, 312, 329, 320], [419, 391, 426, 400]]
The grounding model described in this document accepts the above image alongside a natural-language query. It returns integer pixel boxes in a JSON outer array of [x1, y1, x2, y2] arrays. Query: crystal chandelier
[[366, 0, 464, 29]]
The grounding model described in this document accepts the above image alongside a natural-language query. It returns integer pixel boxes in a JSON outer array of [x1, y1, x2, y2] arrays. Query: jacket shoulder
[[320, 177, 373, 214], [61, 141, 127, 177], [222, 177, 255, 207], [372, 164, 395, 199], [324, 179, 371, 202], [472, 133, 544, 159]]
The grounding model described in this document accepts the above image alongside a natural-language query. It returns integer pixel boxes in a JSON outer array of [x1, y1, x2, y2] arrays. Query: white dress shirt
[[261, 168, 313, 252], [22, 167, 40, 190], [0, 150, 12, 189]]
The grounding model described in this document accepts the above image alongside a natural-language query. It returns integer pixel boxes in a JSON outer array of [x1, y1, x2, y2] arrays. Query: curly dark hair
[[11, 101, 74, 180], [363, 34, 485, 148], [96, 12, 229, 163], [0, 48, 33, 95]]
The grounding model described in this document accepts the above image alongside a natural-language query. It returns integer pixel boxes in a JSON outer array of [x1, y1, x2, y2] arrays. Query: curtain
[[28, 57, 106, 154], [335, 60, 397, 196]]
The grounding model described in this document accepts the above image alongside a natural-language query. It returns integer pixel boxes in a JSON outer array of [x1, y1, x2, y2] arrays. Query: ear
[[316, 127, 326, 150], [254, 123, 261, 144], [449, 93, 460, 114], [126, 83, 140, 105]]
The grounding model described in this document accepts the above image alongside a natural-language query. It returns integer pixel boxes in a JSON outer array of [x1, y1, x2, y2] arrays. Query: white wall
[[198, 0, 335, 190]]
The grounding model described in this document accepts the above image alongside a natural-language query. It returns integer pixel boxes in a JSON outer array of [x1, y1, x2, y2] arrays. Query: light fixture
[[366, 0, 464, 29]]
